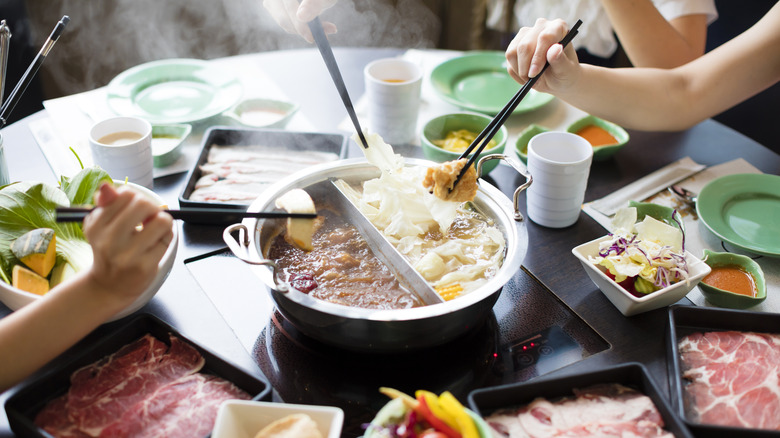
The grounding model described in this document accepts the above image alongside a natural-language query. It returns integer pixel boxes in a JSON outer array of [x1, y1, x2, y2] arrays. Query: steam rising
[[27, 0, 440, 98]]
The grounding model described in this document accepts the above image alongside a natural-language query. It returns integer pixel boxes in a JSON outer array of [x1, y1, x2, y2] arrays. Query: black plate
[[468, 362, 693, 438], [178, 126, 348, 224], [4, 313, 271, 438], [667, 305, 780, 437]]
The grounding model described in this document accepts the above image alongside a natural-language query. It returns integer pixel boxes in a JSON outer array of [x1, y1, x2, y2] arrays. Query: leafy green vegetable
[[0, 167, 112, 284]]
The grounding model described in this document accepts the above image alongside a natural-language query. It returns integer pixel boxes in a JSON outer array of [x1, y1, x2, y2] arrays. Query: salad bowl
[[0, 177, 178, 321], [572, 236, 710, 316]]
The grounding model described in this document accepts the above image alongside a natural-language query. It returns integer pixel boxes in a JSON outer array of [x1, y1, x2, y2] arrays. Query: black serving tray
[[468, 362, 693, 438], [667, 305, 780, 437], [4, 313, 271, 438], [178, 126, 348, 223]]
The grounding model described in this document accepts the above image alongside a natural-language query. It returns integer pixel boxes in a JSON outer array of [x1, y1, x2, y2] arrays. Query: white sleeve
[[652, 0, 719, 24]]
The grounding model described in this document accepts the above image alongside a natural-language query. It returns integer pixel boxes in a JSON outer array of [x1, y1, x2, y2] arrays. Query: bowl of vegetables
[[571, 204, 710, 316], [364, 388, 493, 438], [421, 112, 507, 175], [0, 167, 177, 321]]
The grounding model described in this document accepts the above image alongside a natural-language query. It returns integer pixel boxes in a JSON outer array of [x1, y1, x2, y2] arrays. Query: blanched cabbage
[[339, 132, 506, 296]]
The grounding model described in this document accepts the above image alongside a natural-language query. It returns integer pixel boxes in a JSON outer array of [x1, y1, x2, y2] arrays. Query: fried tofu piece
[[423, 159, 478, 202]]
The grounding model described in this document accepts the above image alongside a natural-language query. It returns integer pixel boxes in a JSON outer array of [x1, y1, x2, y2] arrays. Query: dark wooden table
[[1, 47, 778, 437]]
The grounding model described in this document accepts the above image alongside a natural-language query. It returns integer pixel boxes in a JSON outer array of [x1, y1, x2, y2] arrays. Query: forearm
[[601, 0, 708, 68], [0, 274, 126, 391]]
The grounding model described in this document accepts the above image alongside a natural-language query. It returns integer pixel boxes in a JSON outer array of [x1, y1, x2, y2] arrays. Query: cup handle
[[476, 154, 533, 222]]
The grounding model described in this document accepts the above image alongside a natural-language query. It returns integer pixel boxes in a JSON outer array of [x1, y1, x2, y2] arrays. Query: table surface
[[1, 47, 779, 437]]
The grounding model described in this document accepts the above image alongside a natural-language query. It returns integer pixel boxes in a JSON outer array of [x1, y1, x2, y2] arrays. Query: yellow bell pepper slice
[[415, 390, 459, 431], [439, 391, 479, 438]]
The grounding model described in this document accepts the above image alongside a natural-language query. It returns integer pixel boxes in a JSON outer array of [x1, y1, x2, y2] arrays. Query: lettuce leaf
[[0, 167, 112, 283]]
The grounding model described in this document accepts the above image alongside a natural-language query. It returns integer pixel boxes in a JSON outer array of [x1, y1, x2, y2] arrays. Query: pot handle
[[477, 154, 533, 221], [222, 223, 289, 292]]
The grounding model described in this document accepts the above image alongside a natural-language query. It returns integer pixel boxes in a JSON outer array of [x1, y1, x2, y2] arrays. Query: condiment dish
[[698, 249, 766, 309], [421, 112, 507, 175], [514, 123, 548, 164], [566, 115, 629, 161], [628, 200, 684, 231], [151, 123, 191, 167], [211, 400, 344, 438], [224, 97, 299, 129]]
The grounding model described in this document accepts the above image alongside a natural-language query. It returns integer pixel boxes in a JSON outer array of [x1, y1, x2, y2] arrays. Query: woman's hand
[[82, 184, 173, 307], [263, 0, 338, 43], [505, 18, 581, 94]]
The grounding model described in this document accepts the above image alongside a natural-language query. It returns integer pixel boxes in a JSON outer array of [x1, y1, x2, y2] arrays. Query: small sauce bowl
[[224, 98, 299, 129], [152, 123, 191, 167], [566, 115, 629, 161], [699, 249, 766, 309]]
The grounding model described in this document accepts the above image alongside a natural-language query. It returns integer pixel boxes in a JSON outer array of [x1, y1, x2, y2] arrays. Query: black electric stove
[[186, 249, 609, 437]]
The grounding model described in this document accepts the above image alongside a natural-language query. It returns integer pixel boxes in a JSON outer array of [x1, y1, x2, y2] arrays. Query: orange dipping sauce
[[576, 125, 618, 147], [702, 265, 758, 297]]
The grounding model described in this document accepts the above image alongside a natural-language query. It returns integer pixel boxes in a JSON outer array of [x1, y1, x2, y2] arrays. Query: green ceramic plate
[[430, 51, 555, 115], [697, 173, 780, 257], [106, 58, 243, 124]]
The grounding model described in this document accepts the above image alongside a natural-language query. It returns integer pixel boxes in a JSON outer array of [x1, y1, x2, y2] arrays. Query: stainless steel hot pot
[[224, 156, 530, 352]]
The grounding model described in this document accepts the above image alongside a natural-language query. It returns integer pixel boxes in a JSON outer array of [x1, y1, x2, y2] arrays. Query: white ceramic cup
[[364, 58, 422, 145], [526, 131, 593, 228], [89, 116, 154, 189]]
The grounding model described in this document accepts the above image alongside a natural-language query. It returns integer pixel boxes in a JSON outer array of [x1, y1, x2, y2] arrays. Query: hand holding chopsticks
[[56, 207, 317, 223], [449, 19, 582, 193]]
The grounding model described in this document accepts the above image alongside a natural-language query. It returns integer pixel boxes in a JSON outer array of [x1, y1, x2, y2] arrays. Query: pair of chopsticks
[[55, 207, 317, 223], [449, 19, 583, 192], [308, 17, 370, 150], [0, 15, 69, 127]]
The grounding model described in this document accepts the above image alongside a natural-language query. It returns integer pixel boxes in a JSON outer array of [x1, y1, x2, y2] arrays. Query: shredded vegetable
[[590, 207, 689, 295]]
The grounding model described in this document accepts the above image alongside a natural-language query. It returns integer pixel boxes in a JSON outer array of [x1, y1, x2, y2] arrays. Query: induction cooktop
[[186, 249, 609, 437]]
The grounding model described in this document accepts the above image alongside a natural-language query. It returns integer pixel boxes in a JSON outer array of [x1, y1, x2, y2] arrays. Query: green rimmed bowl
[[699, 249, 767, 309], [567, 115, 629, 161], [514, 123, 549, 164], [628, 201, 684, 231], [421, 112, 507, 175], [224, 97, 299, 129], [152, 123, 191, 167]]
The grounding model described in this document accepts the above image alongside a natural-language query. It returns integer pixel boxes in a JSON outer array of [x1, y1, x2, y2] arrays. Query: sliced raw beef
[[486, 383, 673, 438], [678, 330, 780, 430], [98, 374, 250, 438], [34, 395, 92, 438]]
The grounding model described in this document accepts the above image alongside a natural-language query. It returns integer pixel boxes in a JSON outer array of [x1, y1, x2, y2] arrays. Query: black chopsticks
[[0, 15, 68, 127], [55, 207, 317, 223], [308, 17, 370, 150], [449, 19, 582, 192]]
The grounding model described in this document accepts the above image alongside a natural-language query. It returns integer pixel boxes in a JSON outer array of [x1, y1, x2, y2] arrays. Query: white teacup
[[526, 131, 593, 228], [89, 116, 153, 189], [364, 58, 422, 145]]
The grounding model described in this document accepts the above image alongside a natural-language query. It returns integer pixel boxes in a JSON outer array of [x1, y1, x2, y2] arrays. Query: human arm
[[0, 184, 173, 391], [505, 3, 780, 130], [262, 0, 338, 43], [601, 0, 709, 68]]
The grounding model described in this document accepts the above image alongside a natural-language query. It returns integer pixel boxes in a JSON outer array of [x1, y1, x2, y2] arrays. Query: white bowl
[[0, 181, 178, 321], [212, 400, 344, 438], [571, 235, 710, 316]]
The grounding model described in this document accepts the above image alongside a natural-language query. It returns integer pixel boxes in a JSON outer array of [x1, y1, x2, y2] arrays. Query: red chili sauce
[[576, 125, 618, 147], [702, 265, 757, 297], [268, 206, 424, 310]]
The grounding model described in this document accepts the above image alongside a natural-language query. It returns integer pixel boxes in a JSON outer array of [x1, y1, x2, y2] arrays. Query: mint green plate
[[697, 173, 780, 257], [106, 58, 243, 124], [430, 52, 554, 115]]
